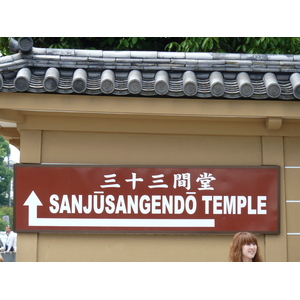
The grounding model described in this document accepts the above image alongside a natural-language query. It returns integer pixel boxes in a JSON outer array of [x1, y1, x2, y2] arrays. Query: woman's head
[[229, 232, 263, 262]]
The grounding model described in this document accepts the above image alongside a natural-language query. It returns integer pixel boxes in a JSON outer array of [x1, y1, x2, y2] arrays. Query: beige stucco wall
[[285, 137, 300, 261], [2, 93, 300, 262]]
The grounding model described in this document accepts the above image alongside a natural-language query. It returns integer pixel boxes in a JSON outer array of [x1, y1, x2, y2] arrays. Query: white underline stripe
[[29, 218, 216, 228], [285, 166, 300, 168], [286, 200, 300, 203], [287, 233, 300, 235]]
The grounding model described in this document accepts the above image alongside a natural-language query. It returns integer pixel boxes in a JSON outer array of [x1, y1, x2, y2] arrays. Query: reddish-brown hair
[[228, 232, 263, 262]]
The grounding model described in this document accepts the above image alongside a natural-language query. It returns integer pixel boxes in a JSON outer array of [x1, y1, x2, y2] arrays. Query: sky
[[9, 144, 20, 164]]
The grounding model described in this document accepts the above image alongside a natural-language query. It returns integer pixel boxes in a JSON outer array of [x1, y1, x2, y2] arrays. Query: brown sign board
[[14, 164, 280, 234]]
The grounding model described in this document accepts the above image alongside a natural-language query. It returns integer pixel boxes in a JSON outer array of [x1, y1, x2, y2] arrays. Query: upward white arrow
[[23, 191, 43, 226], [23, 191, 215, 228]]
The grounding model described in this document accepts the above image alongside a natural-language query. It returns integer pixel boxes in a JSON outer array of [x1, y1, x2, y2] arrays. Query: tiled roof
[[1, 37, 300, 100]]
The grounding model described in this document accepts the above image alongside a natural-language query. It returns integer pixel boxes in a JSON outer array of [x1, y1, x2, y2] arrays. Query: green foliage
[[0, 135, 10, 162], [166, 37, 300, 54], [0, 206, 13, 230], [166, 37, 225, 52], [0, 165, 12, 206], [25, 37, 176, 52], [1, 37, 300, 55], [116, 37, 146, 50], [0, 37, 10, 56], [235, 37, 300, 54], [0, 136, 12, 206], [0, 218, 6, 230]]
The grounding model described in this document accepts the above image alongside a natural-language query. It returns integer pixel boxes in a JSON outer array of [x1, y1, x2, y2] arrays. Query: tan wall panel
[[18, 114, 300, 138], [286, 204, 300, 233], [16, 233, 38, 262], [41, 131, 262, 166], [285, 169, 300, 200], [262, 136, 287, 261], [284, 137, 300, 166], [9, 94, 300, 262], [36, 233, 264, 262], [284, 138, 300, 203], [19, 130, 42, 163], [4, 93, 300, 119], [33, 131, 263, 262], [287, 236, 300, 262], [19, 115, 289, 262], [284, 137, 300, 262]]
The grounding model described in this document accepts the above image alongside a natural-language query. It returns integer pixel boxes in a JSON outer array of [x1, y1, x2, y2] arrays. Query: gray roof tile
[[131, 51, 158, 59], [186, 52, 213, 60], [1, 37, 300, 100], [157, 52, 185, 59]]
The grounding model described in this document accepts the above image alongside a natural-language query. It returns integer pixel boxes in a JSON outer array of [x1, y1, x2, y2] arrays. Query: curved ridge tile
[[43, 67, 60, 92], [72, 69, 87, 93], [183, 71, 197, 96], [290, 73, 300, 99], [128, 70, 142, 94], [14, 68, 31, 92], [100, 70, 115, 94], [154, 70, 169, 95], [210, 71, 224, 97], [237, 72, 254, 98], [263, 72, 281, 98]]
